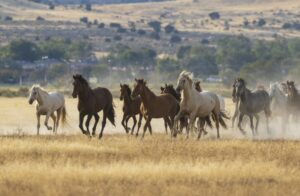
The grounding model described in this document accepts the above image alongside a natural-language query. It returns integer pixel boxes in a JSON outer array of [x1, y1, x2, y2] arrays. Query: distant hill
[[29, 0, 166, 5]]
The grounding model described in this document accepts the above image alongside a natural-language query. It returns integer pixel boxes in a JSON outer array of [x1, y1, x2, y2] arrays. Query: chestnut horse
[[120, 83, 142, 135], [72, 74, 115, 139], [132, 79, 179, 139]]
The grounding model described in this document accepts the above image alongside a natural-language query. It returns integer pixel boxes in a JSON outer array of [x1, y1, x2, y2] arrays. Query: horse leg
[[50, 113, 57, 134], [197, 118, 206, 140], [92, 113, 99, 137], [249, 115, 255, 137], [163, 117, 169, 134], [136, 113, 142, 137], [121, 113, 128, 133], [85, 114, 92, 137], [125, 116, 131, 133], [254, 114, 260, 135], [173, 111, 184, 137], [142, 117, 151, 139], [187, 114, 197, 139], [131, 115, 137, 135], [165, 117, 172, 135], [238, 113, 246, 135], [264, 113, 270, 134], [36, 113, 40, 136], [99, 111, 107, 139], [79, 112, 86, 135], [212, 111, 220, 139], [56, 109, 61, 133], [44, 112, 52, 130]]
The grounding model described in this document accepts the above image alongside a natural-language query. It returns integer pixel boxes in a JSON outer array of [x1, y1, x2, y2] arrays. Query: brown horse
[[72, 74, 115, 139], [132, 79, 179, 138], [160, 84, 188, 133], [120, 84, 142, 135]]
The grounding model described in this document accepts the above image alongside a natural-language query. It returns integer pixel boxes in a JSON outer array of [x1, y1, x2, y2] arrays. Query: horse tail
[[205, 116, 213, 129], [61, 105, 67, 125], [219, 113, 228, 129], [106, 102, 116, 126]]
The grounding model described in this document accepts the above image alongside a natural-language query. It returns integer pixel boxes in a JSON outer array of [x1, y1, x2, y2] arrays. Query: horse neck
[[140, 86, 156, 107], [240, 88, 251, 103], [123, 91, 132, 105], [182, 84, 195, 103], [36, 89, 48, 105], [78, 86, 93, 102]]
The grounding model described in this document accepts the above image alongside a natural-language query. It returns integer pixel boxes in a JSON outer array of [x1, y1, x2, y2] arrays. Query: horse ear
[[161, 87, 164, 91], [120, 83, 122, 88], [73, 75, 76, 79], [135, 78, 138, 82]]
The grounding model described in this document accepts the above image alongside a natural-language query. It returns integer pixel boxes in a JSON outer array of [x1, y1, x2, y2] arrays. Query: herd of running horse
[[28, 71, 300, 139]]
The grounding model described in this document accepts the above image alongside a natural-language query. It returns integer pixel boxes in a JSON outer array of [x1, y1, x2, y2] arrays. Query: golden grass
[[0, 134, 300, 195]]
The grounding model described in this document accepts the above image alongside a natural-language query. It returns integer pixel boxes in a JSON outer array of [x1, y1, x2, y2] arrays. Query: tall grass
[[0, 135, 299, 195]]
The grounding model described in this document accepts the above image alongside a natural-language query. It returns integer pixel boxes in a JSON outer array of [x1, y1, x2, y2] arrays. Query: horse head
[[161, 84, 181, 101], [286, 80, 297, 97], [28, 85, 40, 104], [194, 81, 202, 92], [72, 74, 89, 98], [176, 71, 193, 93], [233, 78, 246, 101], [120, 84, 131, 101], [132, 78, 146, 98]]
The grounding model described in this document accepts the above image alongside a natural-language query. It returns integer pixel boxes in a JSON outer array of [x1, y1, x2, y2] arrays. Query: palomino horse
[[174, 71, 227, 139], [161, 84, 213, 134], [132, 79, 179, 139], [286, 81, 300, 122], [232, 78, 271, 136], [72, 74, 115, 139], [28, 85, 66, 135], [194, 81, 226, 114], [120, 84, 142, 135], [269, 82, 288, 130]]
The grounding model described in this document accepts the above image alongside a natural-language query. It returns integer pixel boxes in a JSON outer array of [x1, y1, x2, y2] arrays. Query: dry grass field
[[0, 96, 300, 195], [0, 135, 300, 196]]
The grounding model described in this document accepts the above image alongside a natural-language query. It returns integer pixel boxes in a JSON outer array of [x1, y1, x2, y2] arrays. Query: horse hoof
[[48, 127, 52, 131]]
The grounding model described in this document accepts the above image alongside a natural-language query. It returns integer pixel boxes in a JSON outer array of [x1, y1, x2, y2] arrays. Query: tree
[[8, 39, 41, 62], [85, 3, 92, 11], [209, 12, 220, 20], [164, 24, 175, 34], [156, 57, 180, 79], [148, 21, 161, 33]]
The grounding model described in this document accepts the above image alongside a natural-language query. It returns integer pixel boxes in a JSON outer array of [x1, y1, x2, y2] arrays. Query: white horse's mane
[[30, 84, 47, 94], [179, 70, 194, 81]]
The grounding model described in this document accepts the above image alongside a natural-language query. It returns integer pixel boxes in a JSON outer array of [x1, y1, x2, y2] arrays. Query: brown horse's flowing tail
[[106, 102, 116, 126], [61, 105, 67, 126], [219, 112, 229, 129]]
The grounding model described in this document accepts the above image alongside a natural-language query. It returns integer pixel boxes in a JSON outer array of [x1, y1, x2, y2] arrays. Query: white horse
[[269, 82, 288, 130], [174, 71, 228, 139], [28, 85, 67, 135]]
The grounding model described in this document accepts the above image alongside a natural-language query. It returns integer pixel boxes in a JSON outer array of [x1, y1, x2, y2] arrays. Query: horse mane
[[236, 78, 246, 86], [179, 70, 194, 86], [74, 74, 89, 87], [165, 84, 181, 101], [31, 84, 47, 94], [123, 84, 132, 96]]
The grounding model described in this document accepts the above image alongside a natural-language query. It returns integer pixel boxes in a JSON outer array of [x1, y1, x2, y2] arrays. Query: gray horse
[[232, 78, 271, 136]]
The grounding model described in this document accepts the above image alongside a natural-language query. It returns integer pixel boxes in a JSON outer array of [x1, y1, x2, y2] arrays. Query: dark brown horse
[[160, 84, 188, 133], [120, 84, 142, 135], [132, 79, 179, 138], [286, 80, 300, 121], [72, 74, 115, 139]]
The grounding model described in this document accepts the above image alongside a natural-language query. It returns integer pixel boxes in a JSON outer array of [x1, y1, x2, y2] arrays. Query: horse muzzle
[[28, 99, 34, 105]]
